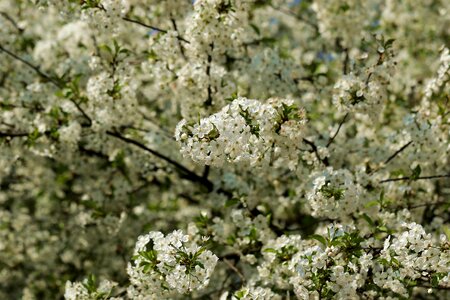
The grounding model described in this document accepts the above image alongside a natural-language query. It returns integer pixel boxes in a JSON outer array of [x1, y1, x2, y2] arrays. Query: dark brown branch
[[78, 146, 109, 159], [178, 193, 201, 205], [122, 17, 190, 43], [0, 44, 62, 88], [303, 138, 329, 166], [343, 48, 349, 75], [106, 129, 213, 191], [202, 165, 210, 179], [413, 279, 450, 291], [380, 174, 450, 183], [365, 53, 384, 85], [326, 113, 348, 147], [269, 4, 319, 32], [223, 258, 246, 283], [0, 131, 29, 138], [393, 201, 450, 211], [170, 18, 186, 59], [384, 141, 413, 165], [204, 44, 214, 107], [0, 44, 92, 126], [0, 12, 24, 33], [71, 100, 92, 127]]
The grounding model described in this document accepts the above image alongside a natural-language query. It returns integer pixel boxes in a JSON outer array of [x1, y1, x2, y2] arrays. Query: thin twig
[[223, 258, 246, 283], [326, 113, 348, 147], [0, 131, 29, 138], [269, 4, 319, 32], [303, 138, 329, 166], [106, 130, 213, 191], [380, 174, 450, 183], [170, 18, 186, 59], [0, 11, 24, 33], [0, 44, 62, 88], [122, 17, 190, 43], [178, 193, 201, 204], [384, 141, 413, 165], [0, 44, 92, 126], [393, 201, 450, 211], [204, 43, 214, 107], [343, 48, 349, 75], [202, 165, 210, 179]]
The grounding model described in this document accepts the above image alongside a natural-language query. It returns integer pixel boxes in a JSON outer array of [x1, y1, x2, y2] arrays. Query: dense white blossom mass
[[0, 0, 449, 299]]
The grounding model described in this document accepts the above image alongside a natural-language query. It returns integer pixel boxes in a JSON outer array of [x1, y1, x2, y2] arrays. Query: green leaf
[[309, 234, 327, 246], [361, 213, 375, 227], [443, 226, 450, 240], [82, 274, 97, 294], [377, 225, 389, 233], [320, 186, 345, 201], [384, 39, 395, 49], [234, 290, 246, 299], [113, 39, 120, 54], [365, 200, 379, 208], [411, 165, 421, 180], [206, 123, 220, 140], [378, 258, 389, 266], [390, 169, 405, 177], [148, 49, 158, 60], [195, 261, 205, 269], [99, 44, 112, 55], [249, 23, 260, 35], [249, 227, 258, 240], [225, 198, 239, 207], [263, 248, 278, 254]]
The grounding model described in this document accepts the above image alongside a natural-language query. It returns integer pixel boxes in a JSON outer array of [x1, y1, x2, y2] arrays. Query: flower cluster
[[333, 36, 397, 119], [312, 0, 373, 48], [127, 230, 218, 297], [175, 97, 306, 169], [0, 0, 449, 299], [377, 223, 450, 297], [306, 168, 362, 219], [64, 276, 117, 300]]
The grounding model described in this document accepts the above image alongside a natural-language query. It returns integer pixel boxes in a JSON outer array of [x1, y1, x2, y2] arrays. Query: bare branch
[[384, 141, 413, 165], [0, 131, 29, 138], [0, 11, 24, 33], [170, 18, 187, 59], [269, 4, 319, 32], [202, 165, 210, 179], [223, 258, 246, 283], [380, 174, 450, 183], [0, 44, 92, 126], [122, 16, 190, 44], [326, 113, 349, 148], [303, 138, 329, 166], [0, 44, 62, 88], [106, 129, 213, 191]]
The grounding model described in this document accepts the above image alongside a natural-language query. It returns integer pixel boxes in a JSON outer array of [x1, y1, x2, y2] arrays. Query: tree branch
[[303, 138, 329, 166], [0, 11, 24, 33], [170, 18, 187, 59], [122, 16, 190, 44], [223, 258, 246, 283], [0, 44, 62, 88], [384, 141, 413, 165], [204, 43, 214, 107], [202, 165, 210, 179], [0, 131, 29, 138], [380, 174, 450, 183], [269, 4, 319, 32], [106, 129, 213, 191], [326, 113, 348, 147], [0, 44, 92, 126]]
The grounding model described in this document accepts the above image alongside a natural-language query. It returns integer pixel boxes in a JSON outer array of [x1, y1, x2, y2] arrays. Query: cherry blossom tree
[[0, 0, 449, 299]]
